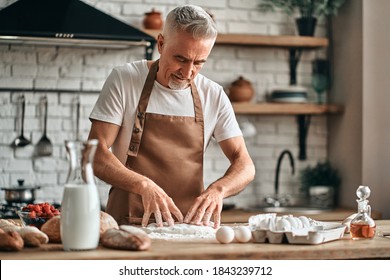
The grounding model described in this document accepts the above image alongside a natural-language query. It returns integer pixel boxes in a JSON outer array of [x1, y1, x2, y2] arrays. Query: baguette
[[101, 227, 151, 251], [0, 228, 24, 251]]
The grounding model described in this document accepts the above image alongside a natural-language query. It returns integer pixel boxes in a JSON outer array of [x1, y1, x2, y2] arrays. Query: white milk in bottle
[[60, 139, 100, 251]]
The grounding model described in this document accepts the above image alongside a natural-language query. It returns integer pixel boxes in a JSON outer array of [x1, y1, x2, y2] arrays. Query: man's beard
[[168, 75, 190, 90]]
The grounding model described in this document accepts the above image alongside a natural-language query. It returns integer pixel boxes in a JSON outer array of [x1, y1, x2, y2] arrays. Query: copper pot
[[228, 76, 254, 102], [143, 9, 163, 30], [1, 180, 40, 204]]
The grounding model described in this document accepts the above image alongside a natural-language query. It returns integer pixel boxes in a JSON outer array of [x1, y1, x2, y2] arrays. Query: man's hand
[[183, 186, 224, 229], [140, 179, 184, 227], [183, 136, 256, 229]]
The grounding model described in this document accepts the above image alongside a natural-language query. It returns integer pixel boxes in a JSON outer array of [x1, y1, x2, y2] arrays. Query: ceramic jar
[[143, 9, 163, 30], [228, 76, 254, 102]]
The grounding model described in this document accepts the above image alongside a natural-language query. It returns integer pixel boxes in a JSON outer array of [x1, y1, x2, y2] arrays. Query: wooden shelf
[[216, 34, 328, 48], [232, 102, 344, 115], [232, 103, 344, 160], [143, 29, 328, 49]]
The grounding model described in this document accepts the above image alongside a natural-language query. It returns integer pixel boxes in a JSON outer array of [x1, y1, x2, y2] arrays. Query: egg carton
[[251, 222, 346, 245]]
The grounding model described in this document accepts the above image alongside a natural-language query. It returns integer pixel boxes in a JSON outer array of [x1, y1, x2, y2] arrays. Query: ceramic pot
[[296, 17, 317, 36], [143, 9, 163, 30], [228, 76, 254, 102], [309, 185, 335, 208]]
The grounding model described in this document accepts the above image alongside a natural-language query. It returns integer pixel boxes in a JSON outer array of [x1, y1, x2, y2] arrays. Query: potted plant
[[259, 0, 347, 36], [300, 161, 341, 208]]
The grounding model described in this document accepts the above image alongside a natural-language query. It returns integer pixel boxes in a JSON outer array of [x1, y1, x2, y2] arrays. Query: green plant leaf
[[300, 161, 341, 192]]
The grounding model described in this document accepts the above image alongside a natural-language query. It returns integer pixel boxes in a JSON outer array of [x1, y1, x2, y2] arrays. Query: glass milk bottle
[[61, 139, 100, 251], [350, 185, 376, 240]]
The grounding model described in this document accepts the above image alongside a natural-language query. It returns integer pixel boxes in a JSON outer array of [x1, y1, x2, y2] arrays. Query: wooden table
[[1, 220, 389, 260]]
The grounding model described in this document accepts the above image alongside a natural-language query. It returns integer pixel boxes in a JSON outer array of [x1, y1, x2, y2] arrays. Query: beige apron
[[106, 60, 205, 225]]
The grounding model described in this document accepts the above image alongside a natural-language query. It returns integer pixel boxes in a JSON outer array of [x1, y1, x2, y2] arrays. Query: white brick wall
[[0, 0, 328, 209]]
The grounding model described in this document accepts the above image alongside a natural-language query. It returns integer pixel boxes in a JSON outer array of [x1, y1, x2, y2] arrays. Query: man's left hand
[[183, 187, 224, 229]]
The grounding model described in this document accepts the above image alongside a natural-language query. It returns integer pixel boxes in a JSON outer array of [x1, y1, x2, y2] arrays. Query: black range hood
[[0, 0, 156, 58]]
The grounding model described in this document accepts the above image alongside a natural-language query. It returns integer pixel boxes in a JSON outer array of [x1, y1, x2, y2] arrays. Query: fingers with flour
[[140, 181, 183, 227], [185, 188, 224, 229]]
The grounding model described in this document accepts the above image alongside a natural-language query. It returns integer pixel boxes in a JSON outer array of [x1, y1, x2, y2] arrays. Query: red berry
[[28, 211, 36, 218], [43, 205, 51, 213]]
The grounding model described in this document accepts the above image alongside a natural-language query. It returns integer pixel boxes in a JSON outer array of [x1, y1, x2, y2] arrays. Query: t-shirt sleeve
[[213, 88, 243, 142], [89, 68, 124, 126]]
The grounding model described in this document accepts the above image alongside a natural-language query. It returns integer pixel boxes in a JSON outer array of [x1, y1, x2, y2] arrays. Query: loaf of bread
[[0, 219, 20, 231], [0, 228, 24, 251], [100, 211, 119, 237], [0, 219, 48, 247], [16, 226, 49, 247], [119, 225, 150, 238], [101, 227, 151, 251], [41, 215, 61, 243]]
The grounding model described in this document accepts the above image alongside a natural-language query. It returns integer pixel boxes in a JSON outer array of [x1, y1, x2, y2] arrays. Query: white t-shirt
[[89, 60, 242, 164]]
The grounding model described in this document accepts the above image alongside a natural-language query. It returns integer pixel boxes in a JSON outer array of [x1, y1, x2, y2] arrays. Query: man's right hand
[[139, 179, 183, 227]]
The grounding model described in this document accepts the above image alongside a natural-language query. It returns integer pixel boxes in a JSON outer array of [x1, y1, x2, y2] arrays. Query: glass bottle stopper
[[356, 185, 371, 200]]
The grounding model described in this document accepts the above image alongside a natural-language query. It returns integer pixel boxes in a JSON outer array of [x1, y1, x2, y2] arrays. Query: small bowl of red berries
[[17, 202, 61, 229]]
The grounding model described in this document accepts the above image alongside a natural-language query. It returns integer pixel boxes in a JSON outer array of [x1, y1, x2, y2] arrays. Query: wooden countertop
[[1, 220, 389, 260]]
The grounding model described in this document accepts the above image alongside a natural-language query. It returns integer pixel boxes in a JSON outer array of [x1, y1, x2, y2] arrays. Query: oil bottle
[[350, 185, 376, 240]]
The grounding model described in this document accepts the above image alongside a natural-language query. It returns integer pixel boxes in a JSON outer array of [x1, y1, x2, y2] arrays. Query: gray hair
[[163, 5, 217, 40]]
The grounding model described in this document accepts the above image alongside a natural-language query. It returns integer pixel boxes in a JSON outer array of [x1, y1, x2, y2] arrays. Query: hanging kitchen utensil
[[36, 96, 53, 156], [11, 95, 31, 147], [75, 98, 80, 141]]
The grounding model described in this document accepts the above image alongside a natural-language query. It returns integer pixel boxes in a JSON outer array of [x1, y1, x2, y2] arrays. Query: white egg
[[286, 216, 298, 229], [276, 218, 291, 231], [216, 226, 235, 244], [259, 218, 270, 229], [298, 216, 311, 228], [234, 226, 252, 243], [294, 217, 303, 228]]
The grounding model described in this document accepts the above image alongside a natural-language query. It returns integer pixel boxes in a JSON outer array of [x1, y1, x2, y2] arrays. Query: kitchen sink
[[246, 206, 332, 214]]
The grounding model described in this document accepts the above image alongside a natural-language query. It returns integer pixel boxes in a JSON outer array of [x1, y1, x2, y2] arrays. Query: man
[[88, 5, 255, 229]]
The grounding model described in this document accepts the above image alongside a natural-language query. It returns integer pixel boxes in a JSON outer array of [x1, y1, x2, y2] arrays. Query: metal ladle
[[12, 95, 31, 147], [36, 96, 53, 156]]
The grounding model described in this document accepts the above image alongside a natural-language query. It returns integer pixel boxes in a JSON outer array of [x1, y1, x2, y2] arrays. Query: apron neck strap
[[190, 81, 203, 123], [137, 59, 159, 113], [137, 60, 203, 122]]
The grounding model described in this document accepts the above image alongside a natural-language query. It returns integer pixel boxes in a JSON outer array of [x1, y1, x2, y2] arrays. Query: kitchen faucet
[[265, 149, 295, 207], [275, 150, 295, 195]]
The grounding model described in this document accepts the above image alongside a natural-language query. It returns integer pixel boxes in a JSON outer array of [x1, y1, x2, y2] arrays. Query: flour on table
[[141, 223, 216, 240]]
